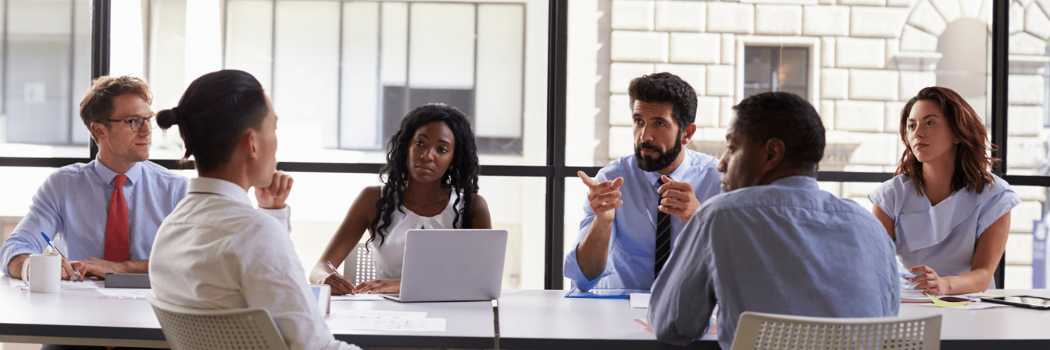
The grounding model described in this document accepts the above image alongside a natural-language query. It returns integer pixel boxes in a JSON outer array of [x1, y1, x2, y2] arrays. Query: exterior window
[[743, 46, 809, 100]]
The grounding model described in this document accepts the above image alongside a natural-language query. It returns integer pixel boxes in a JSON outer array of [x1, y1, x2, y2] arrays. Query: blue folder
[[564, 288, 649, 299]]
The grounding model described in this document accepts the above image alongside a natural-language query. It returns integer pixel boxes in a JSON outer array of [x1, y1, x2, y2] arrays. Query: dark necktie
[[104, 174, 130, 262], [654, 177, 671, 278]]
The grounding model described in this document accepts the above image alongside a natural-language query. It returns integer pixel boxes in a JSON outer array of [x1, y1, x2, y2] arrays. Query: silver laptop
[[382, 229, 508, 303]]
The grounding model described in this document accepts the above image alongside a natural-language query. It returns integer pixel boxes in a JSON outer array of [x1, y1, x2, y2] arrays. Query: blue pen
[[40, 232, 82, 279], [326, 261, 358, 294], [326, 261, 345, 279]]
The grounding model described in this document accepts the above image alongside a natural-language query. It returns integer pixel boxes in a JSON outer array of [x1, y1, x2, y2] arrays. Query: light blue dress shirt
[[869, 174, 1020, 290], [1, 159, 188, 275], [564, 149, 722, 291], [648, 176, 899, 349]]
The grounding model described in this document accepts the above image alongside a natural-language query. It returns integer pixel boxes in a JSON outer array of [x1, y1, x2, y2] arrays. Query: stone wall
[[605, 0, 1050, 287]]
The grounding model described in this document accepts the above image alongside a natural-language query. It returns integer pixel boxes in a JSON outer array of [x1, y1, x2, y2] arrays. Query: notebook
[[382, 229, 508, 303]]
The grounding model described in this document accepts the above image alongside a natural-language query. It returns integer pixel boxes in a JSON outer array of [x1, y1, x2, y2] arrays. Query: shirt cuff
[[563, 244, 611, 292], [0, 245, 37, 277], [259, 205, 292, 233]]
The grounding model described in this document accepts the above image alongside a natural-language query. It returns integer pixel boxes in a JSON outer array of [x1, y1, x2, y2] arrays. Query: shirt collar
[[642, 151, 693, 187], [188, 177, 252, 206], [769, 175, 819, 190], [91, 159, 144, 186]]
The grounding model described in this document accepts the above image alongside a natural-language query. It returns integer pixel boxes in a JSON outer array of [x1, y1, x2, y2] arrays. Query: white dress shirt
[[150, 177, 359, 350]]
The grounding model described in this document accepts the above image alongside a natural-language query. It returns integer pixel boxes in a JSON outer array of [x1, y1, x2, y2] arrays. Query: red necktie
[[104, 174, 130, 262]]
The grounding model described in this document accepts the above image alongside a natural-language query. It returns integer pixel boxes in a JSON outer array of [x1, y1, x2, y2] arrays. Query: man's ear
[[680, 123, 697, 145], [763, 138, 786, 171], [243, 130, 259, 161], [89, 121, 106, 143]]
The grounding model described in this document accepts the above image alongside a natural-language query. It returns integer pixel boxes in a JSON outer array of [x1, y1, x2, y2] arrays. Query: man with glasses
[[1, 76, 188, 286]]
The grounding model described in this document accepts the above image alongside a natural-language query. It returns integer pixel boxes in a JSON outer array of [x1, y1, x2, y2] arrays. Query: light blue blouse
[[869, 174, 1020, 289]]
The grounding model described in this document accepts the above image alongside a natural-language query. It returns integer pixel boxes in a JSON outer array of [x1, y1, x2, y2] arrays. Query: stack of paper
[[327, 310, 446, 332]]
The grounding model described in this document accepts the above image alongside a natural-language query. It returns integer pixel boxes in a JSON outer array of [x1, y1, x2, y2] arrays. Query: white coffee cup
[[21, 254, 60, 293]]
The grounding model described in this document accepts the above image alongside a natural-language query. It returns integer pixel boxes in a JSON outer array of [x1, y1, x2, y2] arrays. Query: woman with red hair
[[870, 86, 1019, 295]]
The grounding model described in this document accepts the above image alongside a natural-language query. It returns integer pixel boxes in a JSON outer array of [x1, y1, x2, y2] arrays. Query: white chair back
[[343, 242, 377, 285], [731, 311, 941, 350], [147, 296, 289, 350]]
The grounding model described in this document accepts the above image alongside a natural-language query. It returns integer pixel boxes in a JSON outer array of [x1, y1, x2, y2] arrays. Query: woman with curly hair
[[869, 86, 1019, 295], [311, 104, 490, 295]]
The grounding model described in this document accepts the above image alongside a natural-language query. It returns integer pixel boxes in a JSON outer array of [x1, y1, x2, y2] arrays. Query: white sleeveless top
[[367, 193, 462, 279]]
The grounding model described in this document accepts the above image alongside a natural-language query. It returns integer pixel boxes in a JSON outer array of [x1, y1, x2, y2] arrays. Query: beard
[[634, 132, 683, 172]]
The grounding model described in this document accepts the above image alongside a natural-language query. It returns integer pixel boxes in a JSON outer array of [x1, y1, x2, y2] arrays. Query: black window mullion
[[89, 0, 110, 159], [991, 0, 1009, 289], [545, 0, 568, 290]]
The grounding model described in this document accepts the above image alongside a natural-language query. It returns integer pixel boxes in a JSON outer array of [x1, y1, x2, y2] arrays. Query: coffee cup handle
[[21, 257, 30, 286]]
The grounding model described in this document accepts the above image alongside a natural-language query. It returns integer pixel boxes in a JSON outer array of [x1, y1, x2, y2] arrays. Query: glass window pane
[[113, 0, 546, 166], [476, 4, 525, 142], [1006, 185, 1045, 289], [408, 3, 475, 89], [1007, 1, 1049, 177], [273, 1, 341, 151], [4, 0, 74, 147], [340, 2, 380, 150], [565, 0, 993, 174], [225, 0, 273, 93]]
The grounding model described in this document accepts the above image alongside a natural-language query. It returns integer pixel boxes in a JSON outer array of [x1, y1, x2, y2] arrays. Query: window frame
[[0, 0, 1034, 289]]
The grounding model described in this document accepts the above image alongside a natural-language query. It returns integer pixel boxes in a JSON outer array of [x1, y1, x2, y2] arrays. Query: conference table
[[0, 276, 1048, 350]]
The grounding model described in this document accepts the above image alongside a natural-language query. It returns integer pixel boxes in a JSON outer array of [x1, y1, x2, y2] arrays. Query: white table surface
[[1, 276, 1048, 349]]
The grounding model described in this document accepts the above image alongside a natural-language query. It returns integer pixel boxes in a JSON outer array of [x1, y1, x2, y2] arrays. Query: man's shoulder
[[45, 162, 94, 185], [596, 155, 638, 180], [684, 149, 719, 169], [140, 161, 188, 185], [702, 184, 872, 218]]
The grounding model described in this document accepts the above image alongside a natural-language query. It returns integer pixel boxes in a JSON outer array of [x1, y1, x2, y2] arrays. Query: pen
[[40, 232, 82, 279], [326, 261, 356, 294]]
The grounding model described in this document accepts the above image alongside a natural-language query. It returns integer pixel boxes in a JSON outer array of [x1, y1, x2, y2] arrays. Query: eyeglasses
[[103, 116, 153, 132]]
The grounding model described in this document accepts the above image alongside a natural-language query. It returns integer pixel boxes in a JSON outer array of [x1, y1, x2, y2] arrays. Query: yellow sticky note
[[927, 294, 969, 308]]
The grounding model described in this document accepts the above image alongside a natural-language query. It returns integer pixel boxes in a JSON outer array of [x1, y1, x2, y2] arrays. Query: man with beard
[[564, 72, 722, 291], [1, 76, 188, 289]]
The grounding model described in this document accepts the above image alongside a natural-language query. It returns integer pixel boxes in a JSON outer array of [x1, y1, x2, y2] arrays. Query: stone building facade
[[597, 0, 1050, 287]]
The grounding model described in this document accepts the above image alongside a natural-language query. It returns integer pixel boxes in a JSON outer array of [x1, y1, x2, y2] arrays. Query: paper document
[[338, 310, 427, 320], [629, 293, 650, 309], [329, 318, 446, 332], [953, 303, 1007, 310], [96, 288, 155, 300], [12, 279, 103, 290], [901, 289, 934, 303], [331, 294, 387, 301]]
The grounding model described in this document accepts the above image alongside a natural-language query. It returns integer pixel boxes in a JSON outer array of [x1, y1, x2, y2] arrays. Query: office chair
[[731, 311, 942, 350], [147, 296, 289, 350], [343, 242, 377, 285]]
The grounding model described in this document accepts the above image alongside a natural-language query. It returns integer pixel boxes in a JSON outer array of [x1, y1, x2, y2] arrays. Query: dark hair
[[79, 75, 152, 141], [369, 104, 480, 247], [628, 72, 697, 131], [896, 86, 997, 195], [156, 70, 269, 173], [731, 92, 825, 171]]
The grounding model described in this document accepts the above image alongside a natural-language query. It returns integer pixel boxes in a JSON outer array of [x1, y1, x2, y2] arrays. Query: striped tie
[[654, 177, 671, 279]]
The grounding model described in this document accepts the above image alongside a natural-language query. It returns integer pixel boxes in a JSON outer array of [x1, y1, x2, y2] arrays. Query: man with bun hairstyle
[[1, 76, 187, 287]]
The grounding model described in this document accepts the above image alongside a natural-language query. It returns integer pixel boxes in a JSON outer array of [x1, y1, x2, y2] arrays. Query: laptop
[[382, 229, 508, 303]]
